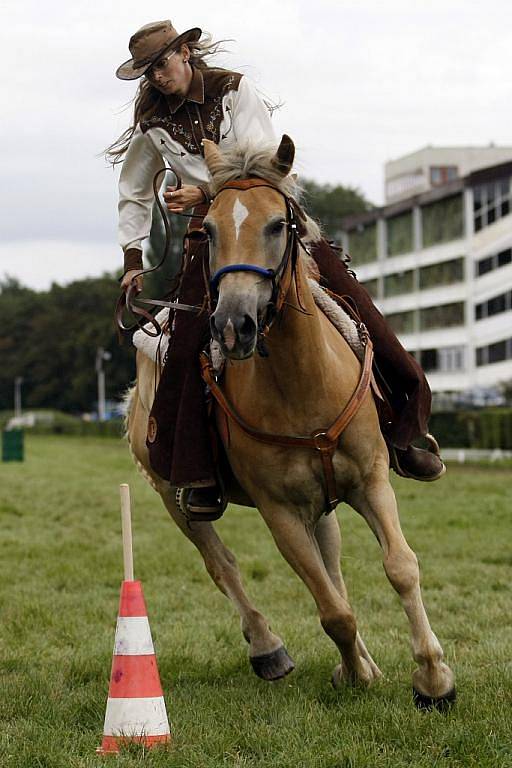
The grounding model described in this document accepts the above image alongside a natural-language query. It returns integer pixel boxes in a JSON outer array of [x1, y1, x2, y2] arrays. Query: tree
[[300, 179, 373, 241], [143, 179, 374, 297], [0, 276, 136, 413]]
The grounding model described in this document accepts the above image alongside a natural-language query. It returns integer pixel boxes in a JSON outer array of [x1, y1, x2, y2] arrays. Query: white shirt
[[118, 74, 276, 253]]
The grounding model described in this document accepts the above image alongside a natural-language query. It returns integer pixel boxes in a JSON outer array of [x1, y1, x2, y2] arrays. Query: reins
[[117, 170, 374, 513], [116, 165, 206, 338], [200, 333, 373, 514], [197, 177, 374, 514]]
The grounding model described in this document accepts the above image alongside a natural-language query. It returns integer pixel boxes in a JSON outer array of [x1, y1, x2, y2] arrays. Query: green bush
[[0, 409, 124, 438], [430, 408, 512, 449]]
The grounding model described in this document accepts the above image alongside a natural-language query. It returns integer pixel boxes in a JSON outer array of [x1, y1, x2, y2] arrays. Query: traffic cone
[[97, 486, 171, 755]]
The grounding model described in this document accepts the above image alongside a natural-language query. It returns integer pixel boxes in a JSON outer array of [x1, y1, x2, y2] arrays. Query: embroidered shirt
[[118, 68, 276, 253]]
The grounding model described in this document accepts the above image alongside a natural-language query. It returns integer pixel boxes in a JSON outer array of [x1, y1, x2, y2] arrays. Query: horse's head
[[203, 135, 297, 360]]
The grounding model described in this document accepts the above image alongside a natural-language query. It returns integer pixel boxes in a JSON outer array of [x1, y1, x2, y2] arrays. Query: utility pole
[[14, 377, 23, 418], [96, 348, 112, 422]]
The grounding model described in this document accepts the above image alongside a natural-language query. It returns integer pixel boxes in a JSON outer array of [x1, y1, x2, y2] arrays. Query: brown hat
[[116, 20, 202, 80]]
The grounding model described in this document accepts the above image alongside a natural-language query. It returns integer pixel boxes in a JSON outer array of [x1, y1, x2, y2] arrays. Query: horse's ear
[[271, 134, 295, 177], [202, 139, 224, 176]]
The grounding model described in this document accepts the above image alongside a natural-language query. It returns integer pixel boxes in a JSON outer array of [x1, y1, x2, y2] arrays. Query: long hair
[[105, 33, 231, 166]]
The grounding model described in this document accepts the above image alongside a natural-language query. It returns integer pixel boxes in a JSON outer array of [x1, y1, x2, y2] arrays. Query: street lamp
[[14, 377, 23, 418], [96, 348, 112, 422]]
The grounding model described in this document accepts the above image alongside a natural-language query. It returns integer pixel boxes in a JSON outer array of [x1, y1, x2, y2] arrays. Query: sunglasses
[[146, 49, 178, 79]]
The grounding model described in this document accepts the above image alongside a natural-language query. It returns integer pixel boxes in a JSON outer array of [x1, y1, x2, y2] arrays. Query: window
[[387, 211, 413, 256], [475, 290, 512, 320], [488, 340, 507, 364], [384, 270, 414, 297], [476, 337, 512, 366], [477, 255, 494, 276], [488, 294, 507, 316], [473, 178, 511, 232], [438, 346, 466, 371], [386, 172, 425, 200], [347, 223, 377, 265], [420, 348, 438, 371], [361, 278, 379, 299], [420, 345, 466, 372], [419, 257, 464, 290], [422, 194, 464, 247], [476, 248, 512, 277], [385, 310, 415, 334], [498, 248, 512, 267], [420, 302, 465, 331], [430, 166, 458, 187]]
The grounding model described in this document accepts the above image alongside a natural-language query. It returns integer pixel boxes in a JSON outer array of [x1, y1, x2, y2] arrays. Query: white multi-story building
[[341, 147, 512, 398]]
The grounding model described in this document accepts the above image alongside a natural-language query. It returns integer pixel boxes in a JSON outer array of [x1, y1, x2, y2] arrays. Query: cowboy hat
[[116, 20, 202, 80]]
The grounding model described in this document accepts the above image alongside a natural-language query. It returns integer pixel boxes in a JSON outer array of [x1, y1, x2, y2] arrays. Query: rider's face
[[146, 46, 191, 96]]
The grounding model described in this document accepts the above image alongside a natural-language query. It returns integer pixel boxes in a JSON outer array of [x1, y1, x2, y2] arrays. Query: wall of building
[[384, 146, 512, 204], [343, 164, 512, 397]]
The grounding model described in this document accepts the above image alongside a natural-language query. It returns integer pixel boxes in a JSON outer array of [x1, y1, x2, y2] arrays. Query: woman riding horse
[[110, 20, 445, 518]]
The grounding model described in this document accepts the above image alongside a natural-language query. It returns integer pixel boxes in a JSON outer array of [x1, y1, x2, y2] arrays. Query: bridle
[[207, 177, 307, 350], [116, 169, 373, 514], [197, 179, 373, 515], [116, 172, 306, 344]]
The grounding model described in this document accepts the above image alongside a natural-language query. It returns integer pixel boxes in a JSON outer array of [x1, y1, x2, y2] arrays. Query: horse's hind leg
[[261, 504, 374, 687], [157, 484, 295, 681], [349, 467, 455, 708], [314, 513, 382, 682]]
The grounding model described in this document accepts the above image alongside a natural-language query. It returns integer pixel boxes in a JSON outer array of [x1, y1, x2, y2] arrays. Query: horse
[[125, 135, 455, 709]]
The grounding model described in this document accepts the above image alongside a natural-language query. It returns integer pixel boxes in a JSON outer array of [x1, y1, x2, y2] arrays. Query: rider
[[110, 20, 445, 518]]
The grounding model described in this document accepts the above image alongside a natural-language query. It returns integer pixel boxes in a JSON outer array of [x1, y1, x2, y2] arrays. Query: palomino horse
[[126, 135, 455, 709]]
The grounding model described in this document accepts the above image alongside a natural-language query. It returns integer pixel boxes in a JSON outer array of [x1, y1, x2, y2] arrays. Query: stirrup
[[176, 486, 227, 523]]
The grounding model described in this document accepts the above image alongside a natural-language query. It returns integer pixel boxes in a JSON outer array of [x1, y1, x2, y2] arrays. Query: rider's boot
[[388, 434, 446, 482]]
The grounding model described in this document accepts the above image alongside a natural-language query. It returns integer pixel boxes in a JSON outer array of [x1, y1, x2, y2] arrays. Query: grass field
[[0, 435, 511, 768]]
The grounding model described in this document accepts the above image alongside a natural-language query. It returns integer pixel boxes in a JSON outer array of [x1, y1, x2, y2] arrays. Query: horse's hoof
[[250, 646, 295, 681], [413, 685, 456, 712]]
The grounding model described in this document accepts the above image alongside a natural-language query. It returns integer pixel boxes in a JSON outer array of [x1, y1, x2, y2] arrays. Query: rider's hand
[[164, 184, 205, 213], [121, 270, 143, 294]]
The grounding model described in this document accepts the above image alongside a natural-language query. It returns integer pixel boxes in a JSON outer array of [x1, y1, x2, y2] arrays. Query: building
[[341, 146, 512, 401]]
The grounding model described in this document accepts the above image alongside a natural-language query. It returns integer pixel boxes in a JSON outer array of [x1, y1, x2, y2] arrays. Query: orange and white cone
[[97, 486, 171, 755]]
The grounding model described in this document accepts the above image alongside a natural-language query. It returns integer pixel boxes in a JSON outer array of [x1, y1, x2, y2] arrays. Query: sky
[[1, 0, 512, 290]]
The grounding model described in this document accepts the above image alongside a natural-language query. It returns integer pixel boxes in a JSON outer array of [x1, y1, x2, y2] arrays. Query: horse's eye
[[269, 221, 286, 236]]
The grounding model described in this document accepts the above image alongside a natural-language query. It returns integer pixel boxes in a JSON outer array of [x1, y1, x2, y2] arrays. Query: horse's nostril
[[239, 314, 256, 342], [210, 315, 219, 338]]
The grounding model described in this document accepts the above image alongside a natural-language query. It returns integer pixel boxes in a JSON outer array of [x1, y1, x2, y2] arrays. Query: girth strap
[[199, 337, 374, 513]]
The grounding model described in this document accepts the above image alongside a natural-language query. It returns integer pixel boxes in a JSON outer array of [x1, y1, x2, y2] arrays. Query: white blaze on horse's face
[[206, 188, 289, 360], [232, 197, 249, 240]]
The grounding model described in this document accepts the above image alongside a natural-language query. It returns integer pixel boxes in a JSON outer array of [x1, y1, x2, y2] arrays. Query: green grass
[[0, 436, 511, 767]]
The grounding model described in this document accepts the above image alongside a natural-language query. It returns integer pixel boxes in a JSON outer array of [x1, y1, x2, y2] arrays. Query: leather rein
[[116, 169, 374, 513], [199, 177, 374, 514]]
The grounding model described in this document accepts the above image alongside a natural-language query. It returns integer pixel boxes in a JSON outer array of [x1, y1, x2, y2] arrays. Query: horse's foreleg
[[260, 504, 374, 687], [157, 485, 295, 681], [314, 513, 382, 682], [349, 470, 455, 708]]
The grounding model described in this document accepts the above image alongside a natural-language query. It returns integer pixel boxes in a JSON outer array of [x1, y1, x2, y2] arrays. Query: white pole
[[98, 369, 106, 422], [14, 377, 23, 418], [120, 484, 134, 581]]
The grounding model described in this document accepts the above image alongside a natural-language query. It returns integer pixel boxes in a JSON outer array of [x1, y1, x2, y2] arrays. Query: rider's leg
[[147, 235, 224, 517]]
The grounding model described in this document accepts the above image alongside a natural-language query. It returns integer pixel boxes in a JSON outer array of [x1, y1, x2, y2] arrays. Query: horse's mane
[[209, 141, 322, 244]]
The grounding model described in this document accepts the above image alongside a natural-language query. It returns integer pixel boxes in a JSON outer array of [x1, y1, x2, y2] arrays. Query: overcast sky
[[1, 0, 511, 289]]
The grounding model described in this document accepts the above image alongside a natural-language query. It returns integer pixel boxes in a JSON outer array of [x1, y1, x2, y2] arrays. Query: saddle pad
[[307, 279, 364, 360], [132, 309, 169, 363], [132, 283, 363, 363]]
